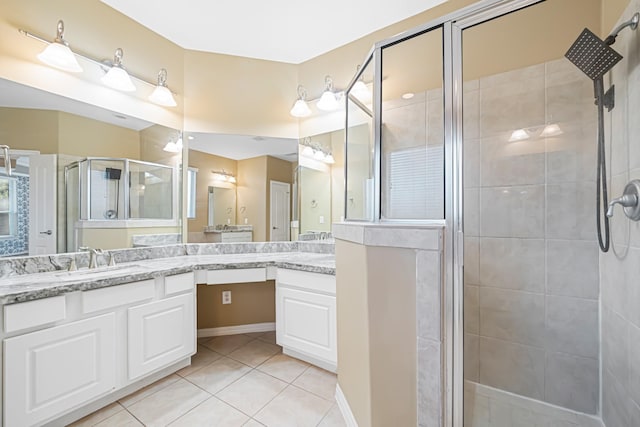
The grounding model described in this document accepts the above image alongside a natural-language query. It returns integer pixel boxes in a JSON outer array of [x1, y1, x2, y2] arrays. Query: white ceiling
[[100, 0, 448, 64], [188, 133, 298, 162]]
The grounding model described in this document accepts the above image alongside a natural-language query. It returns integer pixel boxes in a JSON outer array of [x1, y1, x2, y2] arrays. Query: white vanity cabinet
[[210, 231, 253, 243], [2, 271, 196, 426], [276, 269, 337, 372], [4, 313, 117, 427]]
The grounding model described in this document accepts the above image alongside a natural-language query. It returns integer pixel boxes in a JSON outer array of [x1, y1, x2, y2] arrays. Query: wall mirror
[[0, 78, 183, 257]]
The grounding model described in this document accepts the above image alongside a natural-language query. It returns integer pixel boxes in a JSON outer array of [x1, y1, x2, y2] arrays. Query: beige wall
[[187, 150, 238, 234], [0, 107, 58, 154], [76, 226, 180, 251], [602, 0, 632, 37], [58, 112, 140, 158], [197, 282, 275, 328], [237, 156, 267, 241]]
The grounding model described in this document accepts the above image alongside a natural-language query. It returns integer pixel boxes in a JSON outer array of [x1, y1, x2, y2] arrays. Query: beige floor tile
[[177, 344, 223, 377], [201, 335, 255, 355], [228, 339, 281, 367], [243, 420, 266, 426], [118, 374, 181, 408], [94, 410, 143, 427], [254, 385, 333, 427], [257, 354, 309, 383], [127, 378, 210, 426], [67, 402, 124, 427], [318, 404, 347, 427], [168, 396, 249, 426], [292, 366, 337, 401], [257, 331, 277, 345], [216, 370, 287, 416], [244, 332, 267, 339], [185, 356, 252, 394]]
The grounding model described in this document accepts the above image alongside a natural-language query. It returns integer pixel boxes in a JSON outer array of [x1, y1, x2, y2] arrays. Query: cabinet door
[[128, 293, 195, 380], [276, 286, 336, 365], [4, 313, 116, 426]]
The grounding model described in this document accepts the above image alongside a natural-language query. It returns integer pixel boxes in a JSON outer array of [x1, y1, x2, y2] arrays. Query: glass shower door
[[461, 0, 600, 425]]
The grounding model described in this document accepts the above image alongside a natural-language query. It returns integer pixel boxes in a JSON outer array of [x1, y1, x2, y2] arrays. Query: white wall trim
[[197, 322, 275, 338], [335, 383, 359, 427]]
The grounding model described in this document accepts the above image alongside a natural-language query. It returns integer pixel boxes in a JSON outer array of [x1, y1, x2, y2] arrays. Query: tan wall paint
[[187, 150, 238, 235], [602, 0, 633, 35], [57, 112, 140, 159], [367, 246, 417, 427], [140, 125, 182, 166], [237, 156, 267, 241], [183, 50, 299, 138], [266, 156, 294, 240], [0, 107, 59, 154], [336, 239, 372, 426], [196, 282, 275, 328]]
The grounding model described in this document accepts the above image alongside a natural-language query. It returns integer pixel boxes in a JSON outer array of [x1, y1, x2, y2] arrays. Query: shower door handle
[[39, 230, 52, 235]]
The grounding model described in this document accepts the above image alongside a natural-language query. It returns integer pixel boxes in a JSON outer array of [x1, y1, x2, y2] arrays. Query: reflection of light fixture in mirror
[[299, 137, 335, 165], [508, 128, 530, 142], [325, 153, 335, 164], [36, 20, 82, 73], [540, 123, 563, 137], [313, 150, 326, 161], [148, 68, 177, 107], [101, 48, 135, 92], [212, 170, 236, 184], [402, 93, 415, 100], [302, 145, 314, 157], [351, 65, 371, 102], [290, 85, 312, 117], [163, 133, 183, 153], [317, 75, 340, 111]]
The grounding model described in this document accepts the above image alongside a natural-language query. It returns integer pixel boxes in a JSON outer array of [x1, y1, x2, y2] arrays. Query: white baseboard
[[283, 347, 336, 373], [335, 383, 358, 427], [197, 322, 275, 338]]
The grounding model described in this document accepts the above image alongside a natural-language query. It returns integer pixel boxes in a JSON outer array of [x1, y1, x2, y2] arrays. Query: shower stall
[[344, 0, 640, 425], [65, 158, 178, 251]]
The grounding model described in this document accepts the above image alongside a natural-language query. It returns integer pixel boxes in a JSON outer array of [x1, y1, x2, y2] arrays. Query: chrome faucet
[[79, 247, 103, 269]]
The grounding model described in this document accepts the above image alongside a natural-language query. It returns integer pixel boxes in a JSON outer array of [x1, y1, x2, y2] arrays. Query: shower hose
[[595, 77, 610, 252]]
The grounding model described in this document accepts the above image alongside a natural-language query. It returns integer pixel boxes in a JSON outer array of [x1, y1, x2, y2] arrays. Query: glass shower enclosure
[[344, 0, 611, 425]]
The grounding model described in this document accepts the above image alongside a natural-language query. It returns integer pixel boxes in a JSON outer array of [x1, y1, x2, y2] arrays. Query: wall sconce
[[290, 85, 312, 118], [101, 48, 135, 92], [20, 19, 178, 107], [212, 170, 236, 184], [299, 137, 335, 164], [317, 75, 340, 111], [148, 68, 177, 107], [36, 20, 82, 73]]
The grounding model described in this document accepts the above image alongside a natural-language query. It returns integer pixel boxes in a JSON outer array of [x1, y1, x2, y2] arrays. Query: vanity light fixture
[[36, 20, 82, 73], [325, 153, 336, 164], [509, 123, 564, 142], [317, 75, 340, 111], [212, 170, 236, 184], [163, 133, 183, 153], [290, 85, 312, 117], [508, 128, 530, 142], [351, 65, 371, 102], [148, 68, 177, 107], [299, 137, 335, 165], [540, 123, 564, 137], [101, 48, 135, 92]]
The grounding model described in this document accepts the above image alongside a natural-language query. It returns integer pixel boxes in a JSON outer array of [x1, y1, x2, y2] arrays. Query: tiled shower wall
[[600, 0, 640, 425], [0, 175, 29, 256], [463, 57, 600, 414]]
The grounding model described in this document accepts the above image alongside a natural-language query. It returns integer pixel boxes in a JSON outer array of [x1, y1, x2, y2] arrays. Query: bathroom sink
[[55, 264, 141, 278]]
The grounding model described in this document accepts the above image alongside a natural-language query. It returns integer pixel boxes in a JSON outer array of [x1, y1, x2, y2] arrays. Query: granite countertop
[[0, 252, 335, 306]]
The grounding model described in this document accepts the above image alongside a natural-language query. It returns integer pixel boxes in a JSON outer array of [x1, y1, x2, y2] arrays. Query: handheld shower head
[[565, 28, 622, 81]]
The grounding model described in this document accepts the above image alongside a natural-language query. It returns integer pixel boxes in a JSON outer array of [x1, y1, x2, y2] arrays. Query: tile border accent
[[197, 322, 276, 338], [335, 383, 358, 427], [333, 222, 442, 250]]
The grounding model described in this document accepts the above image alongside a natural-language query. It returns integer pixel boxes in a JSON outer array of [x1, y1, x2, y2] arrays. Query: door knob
[[607, 179, 640, 221], [39, 230, 52, 235]]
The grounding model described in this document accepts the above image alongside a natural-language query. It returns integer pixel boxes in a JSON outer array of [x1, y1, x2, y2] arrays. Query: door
[[4, 313, 116, 426], [270, 180, 290, 241], [29, 154, 57, 255], [127, 293, 195, 380]]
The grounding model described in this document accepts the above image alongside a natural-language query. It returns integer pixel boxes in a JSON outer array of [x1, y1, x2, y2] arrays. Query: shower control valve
[[606, 179, 640, 221]]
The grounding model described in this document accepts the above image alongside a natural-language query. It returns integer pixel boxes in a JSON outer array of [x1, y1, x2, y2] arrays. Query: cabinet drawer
[[206, 268, 266, 284], [277, 269, 335, 295], [4, 313, 116, 426], [82, 280, 155, 314], [165, 272, 195, 296], [4, 295, 66, 333]]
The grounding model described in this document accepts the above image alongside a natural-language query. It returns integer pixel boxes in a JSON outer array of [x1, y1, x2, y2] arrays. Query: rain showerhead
[[565, 28, 622, 81]]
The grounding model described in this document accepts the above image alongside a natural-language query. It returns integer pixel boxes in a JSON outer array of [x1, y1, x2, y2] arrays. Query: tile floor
[[69, 332, 346, 427]]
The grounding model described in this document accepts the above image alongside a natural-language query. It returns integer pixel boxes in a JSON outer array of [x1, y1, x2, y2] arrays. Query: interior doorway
[[269, 180, 290, 241]]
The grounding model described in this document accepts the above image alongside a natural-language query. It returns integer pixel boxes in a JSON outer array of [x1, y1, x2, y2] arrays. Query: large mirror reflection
[[0, 78, 182, 256]]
